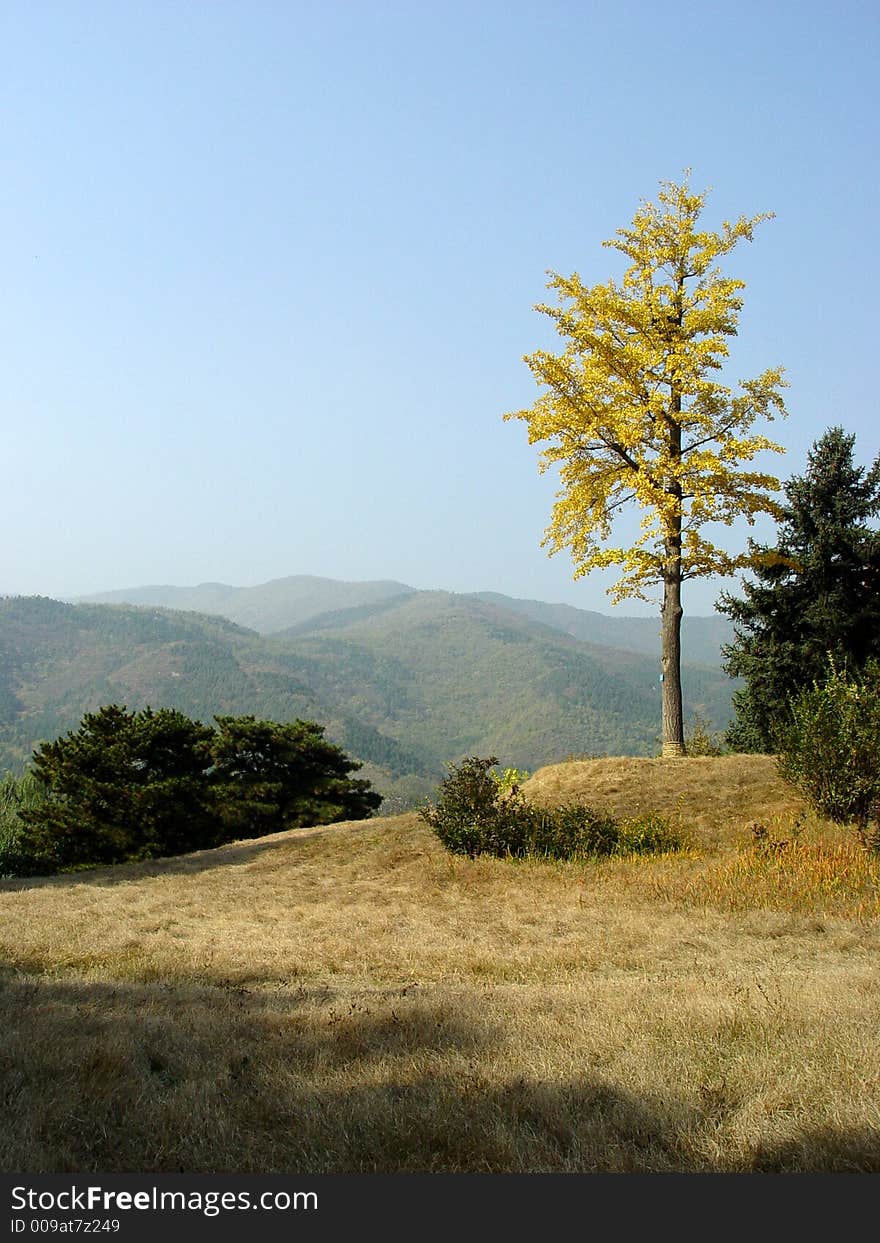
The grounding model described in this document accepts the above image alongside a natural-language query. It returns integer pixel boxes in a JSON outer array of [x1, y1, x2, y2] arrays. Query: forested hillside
[[472, 592, 735, 667], [271, 591, 734, 769], [78, 574, 736, 665], [0, 596, 322, 769], [0, 592, 738, 808]]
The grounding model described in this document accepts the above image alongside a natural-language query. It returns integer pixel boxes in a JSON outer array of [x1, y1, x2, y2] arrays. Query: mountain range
[[1, 576, 738, 809], [79, 575, 734, 665], [78, 576, 418, 637]]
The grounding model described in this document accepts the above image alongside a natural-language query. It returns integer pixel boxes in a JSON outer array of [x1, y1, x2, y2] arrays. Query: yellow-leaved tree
[[506, 177, 788, 755]]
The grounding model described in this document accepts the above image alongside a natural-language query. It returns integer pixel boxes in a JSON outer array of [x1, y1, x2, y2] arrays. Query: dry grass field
[[2, 754, 879, 1173]]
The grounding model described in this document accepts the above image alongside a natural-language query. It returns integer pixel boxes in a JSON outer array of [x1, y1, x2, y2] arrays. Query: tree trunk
[[661, 571, 685, 756], [662, 282, 686, 758]]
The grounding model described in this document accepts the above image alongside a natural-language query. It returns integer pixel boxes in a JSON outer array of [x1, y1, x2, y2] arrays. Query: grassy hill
[[2, 755, 878, 1173], [0, 592, 738, 807]]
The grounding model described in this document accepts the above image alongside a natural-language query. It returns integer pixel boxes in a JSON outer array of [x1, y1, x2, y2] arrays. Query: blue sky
[[3, 0, 878, 616]]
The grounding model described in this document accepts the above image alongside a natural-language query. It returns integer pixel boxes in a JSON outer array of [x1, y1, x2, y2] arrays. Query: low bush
[[615, 811, 684, 855], [420, 757, 682, 860], [527, 801, 621, 859], [418, 756, 535, 858], [776, 660, 880, 848]]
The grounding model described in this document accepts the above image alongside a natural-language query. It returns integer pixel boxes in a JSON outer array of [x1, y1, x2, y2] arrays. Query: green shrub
[[525, 802, 618, 858], [419, 756, 535, 858], [615, 811, 683, 855], [776, 660, 880, 846], [528, 805, 681, 858], [420, 757, 683, 860]]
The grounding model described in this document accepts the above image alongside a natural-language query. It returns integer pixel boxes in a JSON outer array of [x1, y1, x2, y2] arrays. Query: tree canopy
[[210, 714, 382, 839], [720, 427, 880, 751], [506, 176, 787, 752]]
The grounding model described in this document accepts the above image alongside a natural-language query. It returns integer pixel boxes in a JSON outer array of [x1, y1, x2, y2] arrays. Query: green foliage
[[210, 715, 382, 838], [12, 704, 381, 876], [528, 802, 622, 859], [615, 812, 685, 854], [720, 427, 880, 750], [418, 757, 535, 858], [776, 661, 880, 845], [723, 687, 769, 755], [420, 756, 682, 860], [0, 771, 49, 876], [22, 705, 218, 869]]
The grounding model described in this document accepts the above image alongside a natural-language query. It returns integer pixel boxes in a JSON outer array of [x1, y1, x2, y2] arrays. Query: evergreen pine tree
[[23, 705, 217, 866], [210, 715, 382, 837], [719, 427, 880, 750]]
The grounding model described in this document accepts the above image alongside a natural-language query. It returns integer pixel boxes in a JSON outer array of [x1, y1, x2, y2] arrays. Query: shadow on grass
[[2, 971, 878, 1174], [749, 1129, 880, 1173]]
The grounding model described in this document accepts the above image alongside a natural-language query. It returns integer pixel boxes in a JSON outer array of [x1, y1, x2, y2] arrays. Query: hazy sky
[[3, 1, 878, 616]]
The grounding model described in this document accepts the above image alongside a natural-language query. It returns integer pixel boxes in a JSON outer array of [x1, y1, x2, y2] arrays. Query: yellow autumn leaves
[[506, 177, 787, 603]]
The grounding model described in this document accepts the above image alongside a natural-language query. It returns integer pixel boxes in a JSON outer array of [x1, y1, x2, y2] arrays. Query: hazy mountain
[[77, 574, 734, 666], [471, 592, 735, 667], [269, 589, 736, 772], [77, 575, 416, 636], [1, 589, 739, 809]]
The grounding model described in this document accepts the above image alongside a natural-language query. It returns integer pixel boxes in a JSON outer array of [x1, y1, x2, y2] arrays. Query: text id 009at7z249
[[10, 1222, 119, 1234]]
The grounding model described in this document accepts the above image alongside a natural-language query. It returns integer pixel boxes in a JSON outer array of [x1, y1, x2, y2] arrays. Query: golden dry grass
[[2, 755, 879, 1173]]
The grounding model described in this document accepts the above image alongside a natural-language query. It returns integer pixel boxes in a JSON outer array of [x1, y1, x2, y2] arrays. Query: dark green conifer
[[210, 715, 382, 837], [24, 705, 217, 866], [719, 427, 880, 750], [20, 706, 381, 872]]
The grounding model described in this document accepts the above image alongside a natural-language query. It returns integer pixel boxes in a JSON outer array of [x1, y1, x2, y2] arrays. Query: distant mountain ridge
[[77, 576, 416, 636], [470, 592, 733, 668], [78, 574, 735, 664]]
